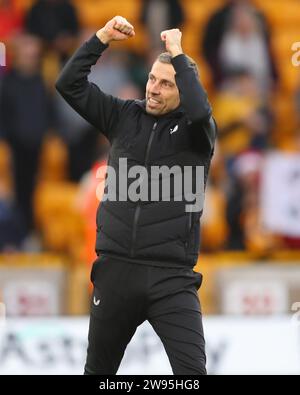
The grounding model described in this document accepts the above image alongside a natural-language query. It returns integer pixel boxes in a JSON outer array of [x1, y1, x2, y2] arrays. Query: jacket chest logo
[[170, 125, 179, 135]]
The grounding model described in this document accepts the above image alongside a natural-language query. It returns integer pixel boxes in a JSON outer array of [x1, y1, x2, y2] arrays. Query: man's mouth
[[147, 97, 161, 106]]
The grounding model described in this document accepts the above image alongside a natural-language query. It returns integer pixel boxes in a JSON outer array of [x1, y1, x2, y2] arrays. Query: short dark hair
[[156, 52, 199, 78]]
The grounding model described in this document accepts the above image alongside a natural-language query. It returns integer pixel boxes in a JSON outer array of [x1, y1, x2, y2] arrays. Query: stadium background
[[0, 0, 300, 374]]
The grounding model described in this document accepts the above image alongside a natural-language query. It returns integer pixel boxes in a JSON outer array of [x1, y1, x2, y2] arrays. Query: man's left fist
[[160, 29, 183, 57]]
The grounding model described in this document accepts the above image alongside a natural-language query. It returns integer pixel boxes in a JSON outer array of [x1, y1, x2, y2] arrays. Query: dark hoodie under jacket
[[56, 34, 217, 269]]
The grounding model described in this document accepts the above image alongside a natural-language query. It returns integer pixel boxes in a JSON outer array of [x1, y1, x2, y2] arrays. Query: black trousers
[[84, 255, 206, 375]]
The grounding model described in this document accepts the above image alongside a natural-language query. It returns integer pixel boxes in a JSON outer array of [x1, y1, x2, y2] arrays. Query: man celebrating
[[56, 16, 217, 375]]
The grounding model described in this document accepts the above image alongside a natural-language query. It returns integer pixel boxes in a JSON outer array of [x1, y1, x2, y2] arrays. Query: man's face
[[145, 60, 180, 116]]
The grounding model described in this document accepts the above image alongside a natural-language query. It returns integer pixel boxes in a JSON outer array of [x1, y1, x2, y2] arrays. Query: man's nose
[[150, 82, 161, 95]]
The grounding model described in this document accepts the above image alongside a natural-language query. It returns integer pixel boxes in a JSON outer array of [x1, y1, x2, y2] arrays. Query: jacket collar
[[134, 99, 185, 119]]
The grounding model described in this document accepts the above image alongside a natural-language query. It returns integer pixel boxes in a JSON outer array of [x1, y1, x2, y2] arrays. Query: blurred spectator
[[25, 0, 79, 63], [114, 82, 143, 103], [141, 0, 184, 51], [0, 141, 25, 251], [125, 51, 149, 94], [0, 0, 23, 41], [89, 49, 136, 96], [0, 0, 24, 71], [37, 134, 68, 182], [226, 150, 278, 252], [0, 34, 55, 234], [260, 139, 300, 250], [219, 3, 276, 95], [0, 178, 26, 251], [213, 68, 273, 169], [202, 0, 277, 90], [201, 145, 229, 251], [54, 92, 100, 182]]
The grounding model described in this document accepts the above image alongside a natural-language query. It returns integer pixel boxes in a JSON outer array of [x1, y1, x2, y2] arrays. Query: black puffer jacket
[[56, 34, 217, 268]]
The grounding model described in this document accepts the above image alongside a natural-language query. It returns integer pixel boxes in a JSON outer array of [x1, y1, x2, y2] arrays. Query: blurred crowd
[[0, 0, 299, 261]]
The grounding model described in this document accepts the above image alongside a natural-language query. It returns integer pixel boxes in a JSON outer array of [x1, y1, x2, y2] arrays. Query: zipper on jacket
[[144, 121, 157, 166], [130, 121, 158, 257], [185, 212, 193, 250], [130, 205, 141, 257]]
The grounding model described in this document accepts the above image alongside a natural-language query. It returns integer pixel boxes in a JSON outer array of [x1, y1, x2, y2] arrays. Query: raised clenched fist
[[160, 29, 183, 57], [96, 16, 135, 44]]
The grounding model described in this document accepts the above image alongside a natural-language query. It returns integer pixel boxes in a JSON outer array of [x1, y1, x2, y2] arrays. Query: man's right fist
[[96, 16, 135, 44]]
